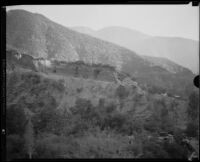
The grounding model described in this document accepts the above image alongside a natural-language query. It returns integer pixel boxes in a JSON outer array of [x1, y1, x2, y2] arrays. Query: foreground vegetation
[[6, 71, 199, 160]]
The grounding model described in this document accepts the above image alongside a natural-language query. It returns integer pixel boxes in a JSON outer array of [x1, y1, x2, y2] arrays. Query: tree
[[33, 95, 57, 133], [170, 100, 179, 125], [187, 92, 199, 121], [115, 85, 129, 100], [24, 117, 34, 159], [185, 91, 199, 138], [6, 134, 25, 160], [93, 69, 101, 79], [6, 105, 26, 136], [75, 66, 79, 77], [185, 121, 198, 138]]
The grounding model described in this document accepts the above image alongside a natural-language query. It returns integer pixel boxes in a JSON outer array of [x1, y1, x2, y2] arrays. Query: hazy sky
[[6, 4, 199, 40]]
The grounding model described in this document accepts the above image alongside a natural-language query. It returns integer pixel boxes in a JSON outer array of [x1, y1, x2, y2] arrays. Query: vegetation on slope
[[6, 10, 195, 98], [6, 70, 197, 160]]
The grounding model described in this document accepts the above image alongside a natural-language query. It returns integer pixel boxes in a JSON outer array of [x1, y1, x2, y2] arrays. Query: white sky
[[6, 4, 199, 41]]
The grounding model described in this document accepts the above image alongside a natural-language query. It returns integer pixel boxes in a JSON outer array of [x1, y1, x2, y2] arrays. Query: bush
[[65, 99, 99, 135], [143, 117, 160, 133], [103, 113, 126, 131], [71, 98, 93, 117], [173, 128, 185, 145], [148, 86, 166, 94], [93, 69, 101, 79], [6, 134, 25, 160], [63, 116, 89, 136], [187, 92, 199, 121], [32, 95, 60, 134], [6, 105, 27, 136], [185, 121, 198, 138], [115, 85, 129, 99], [162, 141, 188, 159], [76, 87, 83, 93], [6, 72, 20, 88], [34, 134, 80, 158], [75, 66, 79, 77], [142, 139, 169, 158], [21, 72, 41, 85], [75, 132, 128, 158]]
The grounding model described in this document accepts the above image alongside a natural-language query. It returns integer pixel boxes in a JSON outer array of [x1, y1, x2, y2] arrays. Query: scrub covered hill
[[6, 9, 199, 160], [6, 58, 196, 159], [6, 10, 195, 98]]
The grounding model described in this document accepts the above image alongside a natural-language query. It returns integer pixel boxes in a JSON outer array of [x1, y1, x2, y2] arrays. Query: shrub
[[21, 72, 41, 85], [142, 139, 169, 158], [185, 121, 198, 138], [75, 66, 79, 76], [34, 134, 80, 158], [75, 132, 128, 158], [24, 119, 34, 159], [187, 92, 199, 121], [66, 99, 99, 135], [51, 80, 65, 92], [162, 141, 188, 159], [6, 134, 25, 160], [104, 113, 126, 131], [93, 69, 101, 79], [6, 105, 27, 136], [32, 95, 59, 133], [148, 86, 166, 94], [98, 98, 105, 108], [6, 72, 20, 88], [143, 117, 160, 133], [71, 98, 93, 116], [115, 85, 129, 99], [76, 88, 83, 93], [173, 128, 185, 145]]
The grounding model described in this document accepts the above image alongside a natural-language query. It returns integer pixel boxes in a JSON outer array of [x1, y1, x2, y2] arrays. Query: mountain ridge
[[71, 26, 199, 74], [6, 9, 195, 97]]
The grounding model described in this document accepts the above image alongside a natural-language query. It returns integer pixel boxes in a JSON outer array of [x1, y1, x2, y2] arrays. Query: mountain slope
[[141, 55, 188, 74], [137, 37, 199, 74], [72, 26, 199, 74], [72, 26, 151, 57], [6, 10, 195, 97], [7, 9, 140, 70]]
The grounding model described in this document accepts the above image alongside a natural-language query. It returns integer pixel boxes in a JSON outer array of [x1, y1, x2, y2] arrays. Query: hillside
[[137, 37, 199, 74], [6, 10, 195, 98], [6, 9, 199, 160], [72, 26, 199, 74], [7, 49, 197, 159], [6, 49, 190, 127], [7, 9, 140, 70], [141, 55, 189, 74]]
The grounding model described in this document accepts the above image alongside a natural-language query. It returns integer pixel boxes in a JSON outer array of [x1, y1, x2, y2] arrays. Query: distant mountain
[[6, 10, 195, 97], [72, 26, 151, 54], [72, 26, 199, 74], [137, 37, 199, 74], [141, 55, 187, 74]]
